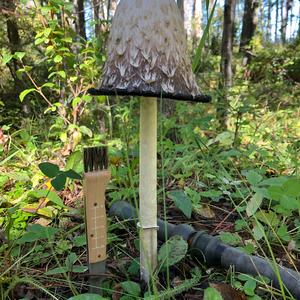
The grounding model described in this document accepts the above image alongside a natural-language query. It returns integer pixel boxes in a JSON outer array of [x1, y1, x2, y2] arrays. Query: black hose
[[109, 200, 300, 299]]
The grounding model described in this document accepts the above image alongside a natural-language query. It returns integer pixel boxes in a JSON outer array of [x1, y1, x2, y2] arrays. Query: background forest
[[0, 0, 300, 299]]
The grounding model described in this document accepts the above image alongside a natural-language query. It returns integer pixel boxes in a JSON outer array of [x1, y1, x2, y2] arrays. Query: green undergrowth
[[1, 95, 300, 299], [1, 0, 300, 298]]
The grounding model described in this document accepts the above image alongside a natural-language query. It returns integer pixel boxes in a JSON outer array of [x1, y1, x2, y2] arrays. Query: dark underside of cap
[[88, 87, 211, 103]]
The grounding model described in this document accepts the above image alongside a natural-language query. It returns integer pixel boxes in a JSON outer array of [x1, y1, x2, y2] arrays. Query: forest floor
[[1, 95, 300, 300]]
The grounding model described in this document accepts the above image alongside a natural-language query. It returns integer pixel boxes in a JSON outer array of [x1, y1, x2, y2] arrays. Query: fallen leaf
[[195, 203, 215, 219], [210, 283, 247, 300]]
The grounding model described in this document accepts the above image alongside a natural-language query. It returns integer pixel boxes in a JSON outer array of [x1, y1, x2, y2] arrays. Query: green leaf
[[44, 28, 52, 37], [279, 195, 299, 211], [199, 189, 222, 200], [259, 176, 288, 186], [203, 287, 224, 300], [42, 82, 55, 88], [255, 210, 279, 227], [65, 252, 77, 269], [68, 295, 108, 300], [168, 190, 192, 218], [58, 70, 66, 78], [252, 221, 265, 241], [35, 37, 46, 45], [16, 224, 59, 245], [120, 281, 141, 297], [54, 55, 63, 63], [19, 88, 37, 102], [6, 171, 30, 181], [45, 266, 68, 275], [74, 235, 86, 247], [39, 162, 60, 178], [30, 189, 65, 207], [243, 279, 256, 296], [13, 52, 25, 60], [72, 97, 81, 108], [218, 232, 242, 246], [79, 126, 93, 137], [2, 53, 13, 65], [72, 265, 88, 273], [282, 178, 300, 197], [65, 151, 83, 174], [64, 169, 82, 180], [277, 224, 291, 242], [267, 186, 283, 201], [246, 193, 263, 217], [248, 296, 262, 300], [246, 170, 263, 186], [128, 259, 140, 276], [51, 173, 67, 191], [158, 236, 188, 269]]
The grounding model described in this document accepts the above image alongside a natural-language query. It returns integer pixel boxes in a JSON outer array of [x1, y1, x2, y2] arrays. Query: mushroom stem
[[139, 97, 157, 283]]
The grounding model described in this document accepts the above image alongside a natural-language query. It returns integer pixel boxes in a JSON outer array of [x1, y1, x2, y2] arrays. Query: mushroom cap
[[89, 0, 210, 103]]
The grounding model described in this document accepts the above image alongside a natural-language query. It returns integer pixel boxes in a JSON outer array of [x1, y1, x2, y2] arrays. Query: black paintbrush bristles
[[84, 146, 108, 173]]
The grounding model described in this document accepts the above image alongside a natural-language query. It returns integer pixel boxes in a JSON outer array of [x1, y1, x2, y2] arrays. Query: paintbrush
[[83, 146, 111, 294]]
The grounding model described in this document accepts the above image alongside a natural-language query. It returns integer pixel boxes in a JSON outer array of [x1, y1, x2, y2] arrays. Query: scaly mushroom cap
[[89, 0, 210, 102]]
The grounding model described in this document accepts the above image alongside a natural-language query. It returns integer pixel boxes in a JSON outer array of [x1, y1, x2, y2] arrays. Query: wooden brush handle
[[84, 170, 111, 263]]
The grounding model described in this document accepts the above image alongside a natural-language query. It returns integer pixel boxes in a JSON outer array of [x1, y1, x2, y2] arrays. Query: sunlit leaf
[[246, 193, 263, 217], [30, 189, 64, 207], [19, 88, 37, 102]]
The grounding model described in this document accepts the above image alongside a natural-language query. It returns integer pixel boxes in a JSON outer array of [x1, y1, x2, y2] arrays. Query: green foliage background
[[0, 0, 300, 299]]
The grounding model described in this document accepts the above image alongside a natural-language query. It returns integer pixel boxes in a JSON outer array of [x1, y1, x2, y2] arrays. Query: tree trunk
[[239, 0, 259, 65], [192, 0, 202, 46], [266, 0, 272, 41], [3, 0, 21, 83], [177, 0, 184, 19], [298, 4, 300, 38], [217, 0, 236, 129], [92, 0, 101, 37], [74, 0, 86, 39], [281, 0, 287, 43], [281, 0, 293, 43], [275, 0, 279, 41]]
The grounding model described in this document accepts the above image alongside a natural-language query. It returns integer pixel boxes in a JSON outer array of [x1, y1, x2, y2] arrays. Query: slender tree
[[281, 0, 287, 43], [74, 0, 86, 39], [217, 0, 236, 129], [92, 0, 101, 36], [192, 0, 203, 46], [239, 0, 259, 64], [275, 0, 279, 41], [298, 4, 300, 38], [2, 0, 21, 83], [281, 0, 293, 43], [266, 0, 272, 41]]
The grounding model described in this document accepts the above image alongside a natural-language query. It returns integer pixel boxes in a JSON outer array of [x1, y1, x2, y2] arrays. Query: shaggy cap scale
[[89, 0, 210, 102]]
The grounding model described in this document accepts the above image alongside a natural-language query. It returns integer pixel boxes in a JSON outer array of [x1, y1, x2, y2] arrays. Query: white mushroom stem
[[139, 97, 157, 283]]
